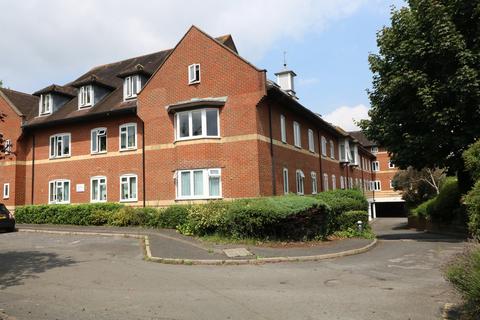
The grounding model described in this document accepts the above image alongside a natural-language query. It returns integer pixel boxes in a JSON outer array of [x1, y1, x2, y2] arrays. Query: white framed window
[[372, 161, 380, 171], [308, 129, 315, 152], [368, 160, 372, 171], [371, 146, 378, 154], [340, 176, 345, 189], [3, 183, 9, 199], [120, 174, 138, 202], [91, 176, 107, 203], [283, 168, 289, 194], [175, 108, 219, 141], [124, 75, 141, 100], [91, 128, 107, 154], [3, 139, 12, 154], [119, 123, 137, 151], [332, 175, 336, 190], [311, 172, 317, 194], [293, 121, 301, 148], [280, 115, 286, 143], [79, 85, 93, 108], [330, 140, 335, 159], [296, 170, 305, 195], [388, 161, 395, 169], [321, 136, 327, 156], [176, 168, 222, 200], [49, 180, 70, 204], [323, 173, 329, 191], [371, 180, 381, 191], [49, 133, 71, 158], [39, 94, 52, 116], [188, 64, 201, 84]]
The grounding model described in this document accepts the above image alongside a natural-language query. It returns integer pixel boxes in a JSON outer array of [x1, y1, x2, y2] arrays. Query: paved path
[[0, 218, 466, 320]]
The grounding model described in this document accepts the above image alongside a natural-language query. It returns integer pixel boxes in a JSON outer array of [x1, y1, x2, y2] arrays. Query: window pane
[[63, 135, 70, 155], [206, 110, 218, 136], [193, 171, 204, 196], [127, 125, 135, 147], [209, 177, 220, 197], [192, 111, 202, 136], [50, 137, 55, 157], [63, 182, 69, 202], [99, 135, 106, 152], [92, 180, 99, 201], [121, 131, 127, 149], [121, 181, 128, 200], [92, 131, 97, 152], [130, 177, 137, 199], [100, 181, 107, 201], [49, 182, 55, 202], [132, 76, 138, 94], [180, 172, 191, 197], [179, 113, 189, 138]]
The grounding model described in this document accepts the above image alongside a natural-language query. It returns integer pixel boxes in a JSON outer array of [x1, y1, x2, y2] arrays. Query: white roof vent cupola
[[275, 52, 297, 99]]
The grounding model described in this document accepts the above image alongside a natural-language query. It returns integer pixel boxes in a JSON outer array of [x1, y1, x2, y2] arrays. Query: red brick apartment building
[[0, 26, 402, 219]]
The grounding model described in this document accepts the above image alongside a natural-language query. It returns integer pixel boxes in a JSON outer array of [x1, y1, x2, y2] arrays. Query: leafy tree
[[463, 139, 480, 181], [360, 0, 480, 192], [392, 167, 445, 207]]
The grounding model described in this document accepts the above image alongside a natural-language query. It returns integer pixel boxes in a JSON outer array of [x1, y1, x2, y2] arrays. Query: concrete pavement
[[0, 218, 466, 320]]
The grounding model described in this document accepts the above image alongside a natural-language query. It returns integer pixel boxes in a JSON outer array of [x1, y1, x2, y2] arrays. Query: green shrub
[[427, 177, 462, 223], [316, 189, 368, 215], [109, 207, 152, 227], [336, 210, 370, 232], [14, 203, 123, 225], [411, 198, 435, 218], [149, 205, 190, 229], [463, 140, 480, 181], [178, 202, 230, 236], [465, 180, 480, 239], [445, 244, 480, 317]]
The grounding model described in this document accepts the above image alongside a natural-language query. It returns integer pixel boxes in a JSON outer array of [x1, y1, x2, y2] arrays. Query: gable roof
[[20, 31, 237, 129], [0, 87, 39, 119], [348, 131, 376, 147]]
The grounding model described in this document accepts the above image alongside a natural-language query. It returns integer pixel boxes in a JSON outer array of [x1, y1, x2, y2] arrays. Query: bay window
[[175, 108, 219, 140], [176, 168, 221, 200]]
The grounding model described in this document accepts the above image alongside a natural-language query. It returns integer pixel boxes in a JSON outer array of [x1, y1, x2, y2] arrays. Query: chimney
[[275, 69, 297, 99]]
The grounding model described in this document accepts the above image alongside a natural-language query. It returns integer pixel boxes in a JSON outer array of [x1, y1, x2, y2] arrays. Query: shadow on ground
[[0, 251, 76, 289]]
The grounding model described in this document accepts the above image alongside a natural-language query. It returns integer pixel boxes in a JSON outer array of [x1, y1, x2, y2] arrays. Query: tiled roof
[[15, 34, 234, 128], [0, 87, 39, 119], [348, 130, 376, 147]]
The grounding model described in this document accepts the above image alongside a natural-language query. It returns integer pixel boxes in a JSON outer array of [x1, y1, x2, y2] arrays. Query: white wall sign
[[76, 184, 85, 193]]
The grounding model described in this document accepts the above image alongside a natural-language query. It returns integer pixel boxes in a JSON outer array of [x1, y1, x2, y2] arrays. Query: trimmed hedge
[[14, 191, 370, 240], [411, 198, 435, 218], [336, 210, 370, 232]]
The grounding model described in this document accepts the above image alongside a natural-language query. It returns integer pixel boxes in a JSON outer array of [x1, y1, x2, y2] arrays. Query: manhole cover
[[223, 248, 253, 258]]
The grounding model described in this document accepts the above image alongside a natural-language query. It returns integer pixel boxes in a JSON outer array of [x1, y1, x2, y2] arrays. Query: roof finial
[[283, 51, 287, 69]]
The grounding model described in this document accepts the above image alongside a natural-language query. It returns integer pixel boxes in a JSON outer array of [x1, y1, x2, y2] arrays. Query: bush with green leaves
[[335, 210, 370, 232], [445, 244, 480, 317], [411, 198, 436, 219], [109, 207, 153, 227], [465, 180, 480, 239], [427, 177, 463, 223], [463, 140, 480, 181], [148, 205, 190, 229]]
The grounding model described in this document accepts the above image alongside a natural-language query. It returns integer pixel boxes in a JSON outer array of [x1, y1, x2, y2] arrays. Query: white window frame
[[340, 176, 345, 189], [119, 123, 137, 151], [188, 64, 201, 84], [4, 139, 12, 154], [3, 183, 9, 199], [49, 133, 71, 159], [371, 146, 378, 154], [323, 173, 329, 191], [280, 115, 286, 143], [79, 85, 93, 109], [311, 172, 317, 194], [332, 175, 336, 190], [175, 108, 220, 141], [283, 168, 289, 194], [372, 161, 380, 172], [123, 75, 141, 100], [308, 129, 315, 153], [91, 128, 107, 154], [330, 140, 335, 159], [296, 170, 305, 195], [39, 94, 52, 116], [388, 161, 395, 169], [90, 176, 107, 203], [120, 174, 138, 202], [371, 180, 381, 191], [48, 179, 71, 204], [175, 168, 222, 200], [293, 121, 301, 148], [390, 180, 394, 189], [321, 136, 327, 156]]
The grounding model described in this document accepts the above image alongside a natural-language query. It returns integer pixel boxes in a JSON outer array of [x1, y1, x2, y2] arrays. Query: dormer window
[[188, 64, 200, 84], [124, 75, 141, 100], [79, 85, 93, 109], [39, 94, 52, 115]]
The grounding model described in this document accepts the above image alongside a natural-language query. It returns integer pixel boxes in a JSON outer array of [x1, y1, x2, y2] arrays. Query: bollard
[[357, 221, 363, 233]]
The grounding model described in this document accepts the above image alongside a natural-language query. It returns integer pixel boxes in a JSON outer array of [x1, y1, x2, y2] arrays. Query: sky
[[0, 0, 406, 131]]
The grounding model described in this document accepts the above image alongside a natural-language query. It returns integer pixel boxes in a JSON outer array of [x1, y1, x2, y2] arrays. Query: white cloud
[[0, 0, 372, 93], [323, 104, 370, 131]]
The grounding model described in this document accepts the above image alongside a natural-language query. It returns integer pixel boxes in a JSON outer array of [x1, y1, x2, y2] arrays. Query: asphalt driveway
[[0, 218, 466, 320]]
